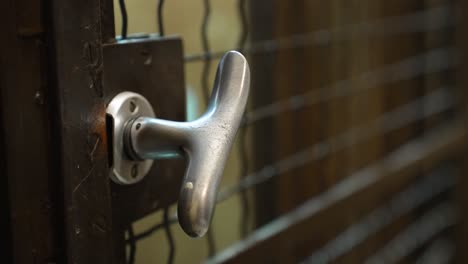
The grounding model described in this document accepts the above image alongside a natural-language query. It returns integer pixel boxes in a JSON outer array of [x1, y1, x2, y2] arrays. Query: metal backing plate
[[102, 37, 186, 239], [106, 91, 155, 184]]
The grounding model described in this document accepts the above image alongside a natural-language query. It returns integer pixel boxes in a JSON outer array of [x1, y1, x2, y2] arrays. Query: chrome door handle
[[106, 51, 250, 237]]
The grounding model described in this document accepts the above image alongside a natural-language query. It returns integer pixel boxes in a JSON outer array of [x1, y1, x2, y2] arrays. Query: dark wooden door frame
[[46, 0, 186, 263], [1, 0, 118, 262], [48, 0, 115, 262]]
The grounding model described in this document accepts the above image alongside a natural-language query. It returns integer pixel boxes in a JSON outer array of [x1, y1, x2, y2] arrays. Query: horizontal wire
[[415, 238, 454, 264], [302, 167, 456, 263], [128, 87, 457, 243], [365, 203, 456, 264], [217, 87, 456, 203], [184, 5, 454, 63], [242, 47, 456, 127]]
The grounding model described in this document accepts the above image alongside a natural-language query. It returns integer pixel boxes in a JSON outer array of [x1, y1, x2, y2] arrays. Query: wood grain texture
[[0, 0, 62, 262], [48, 0, 114, 262]]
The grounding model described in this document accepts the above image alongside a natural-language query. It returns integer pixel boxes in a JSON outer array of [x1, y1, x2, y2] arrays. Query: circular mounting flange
[[106, 92, 156, 184]]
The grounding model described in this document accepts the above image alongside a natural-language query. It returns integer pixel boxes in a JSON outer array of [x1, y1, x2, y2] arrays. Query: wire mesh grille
[[114, 1, 462, 263]]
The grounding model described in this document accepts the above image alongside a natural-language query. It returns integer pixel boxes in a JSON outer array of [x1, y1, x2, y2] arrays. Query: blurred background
[[113, 0, 465, 263]]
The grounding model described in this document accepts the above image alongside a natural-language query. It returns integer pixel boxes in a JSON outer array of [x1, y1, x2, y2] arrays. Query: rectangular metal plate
[[103, 37, 186, 226]]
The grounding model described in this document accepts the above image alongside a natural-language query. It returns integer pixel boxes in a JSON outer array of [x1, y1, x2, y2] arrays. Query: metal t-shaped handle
[[106, 51, 250, 237]]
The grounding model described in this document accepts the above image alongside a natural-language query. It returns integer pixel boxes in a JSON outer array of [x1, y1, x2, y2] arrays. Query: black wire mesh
[[125, 85, 458, 249], [199, 0, 217, 257], [303, 165, 456, 263], [115, 1, 461, 263], [184, 5, 454, 62]]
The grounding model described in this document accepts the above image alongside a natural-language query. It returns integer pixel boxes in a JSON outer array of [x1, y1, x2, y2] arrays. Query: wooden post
[[0, 0, 63, 262]]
